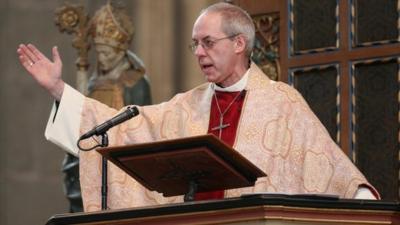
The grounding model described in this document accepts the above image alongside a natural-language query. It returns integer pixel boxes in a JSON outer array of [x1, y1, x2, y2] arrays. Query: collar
[[211, 69, 250, 92]]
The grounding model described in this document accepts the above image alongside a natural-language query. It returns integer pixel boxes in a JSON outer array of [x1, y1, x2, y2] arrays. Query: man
[[17, 3, 379, 212]]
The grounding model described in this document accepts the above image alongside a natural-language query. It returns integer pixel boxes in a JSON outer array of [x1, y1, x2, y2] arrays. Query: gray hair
[[201, 2, 255, 56]]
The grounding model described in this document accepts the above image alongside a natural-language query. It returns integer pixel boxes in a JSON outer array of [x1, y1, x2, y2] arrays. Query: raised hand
[[17, 44, 65, 101]]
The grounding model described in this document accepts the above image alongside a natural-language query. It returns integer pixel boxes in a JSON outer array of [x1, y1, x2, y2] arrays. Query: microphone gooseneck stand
[[76, 132, 110, 210], [100, 133, 109, 210], [76, 106, 139, 210]]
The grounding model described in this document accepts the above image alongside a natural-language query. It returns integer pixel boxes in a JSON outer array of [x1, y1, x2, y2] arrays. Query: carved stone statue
[[87, 2, 151, 108], [55, 1, 151, 212]]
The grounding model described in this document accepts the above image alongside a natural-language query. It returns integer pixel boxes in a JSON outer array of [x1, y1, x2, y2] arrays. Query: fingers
[[18, 54, 32, 69], [27, 44, 46, 61], [18, 44, 39, 64], [17, 45, 30, 66], [17, 46, 34, 69], [17, 43, 49, 67]]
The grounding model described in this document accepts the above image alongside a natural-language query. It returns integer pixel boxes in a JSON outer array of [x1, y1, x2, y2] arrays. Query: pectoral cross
[[211, 116, 230, 138]]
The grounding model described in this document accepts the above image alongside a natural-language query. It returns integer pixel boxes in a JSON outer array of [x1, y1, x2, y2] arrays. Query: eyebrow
[[192, 35, 211, 41]]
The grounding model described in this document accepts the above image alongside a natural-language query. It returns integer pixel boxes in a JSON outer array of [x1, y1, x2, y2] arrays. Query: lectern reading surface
[[97, 134, 266, 197]]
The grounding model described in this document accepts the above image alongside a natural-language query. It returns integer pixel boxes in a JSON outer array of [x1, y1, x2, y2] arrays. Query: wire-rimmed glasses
[[189, 34, 239, 53]]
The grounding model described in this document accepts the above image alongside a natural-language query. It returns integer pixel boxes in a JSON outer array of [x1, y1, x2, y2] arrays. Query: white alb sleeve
[[45, 84, 84, 157], [354, 187, 377, 200]]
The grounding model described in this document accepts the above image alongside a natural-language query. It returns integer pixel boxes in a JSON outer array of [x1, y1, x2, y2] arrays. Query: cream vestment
[[45, 63, 379, 211]]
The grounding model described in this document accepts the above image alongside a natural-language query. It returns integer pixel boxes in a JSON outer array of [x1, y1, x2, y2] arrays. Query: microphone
[[79, 106, 139, 140]]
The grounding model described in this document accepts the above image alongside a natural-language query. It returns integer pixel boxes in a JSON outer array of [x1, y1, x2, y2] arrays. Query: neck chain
[[211, 90, 243, 138]]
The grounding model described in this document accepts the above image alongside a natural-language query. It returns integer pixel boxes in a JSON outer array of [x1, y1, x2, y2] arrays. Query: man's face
[[95, 44, 125, 72], [192, 12, 238, 86]]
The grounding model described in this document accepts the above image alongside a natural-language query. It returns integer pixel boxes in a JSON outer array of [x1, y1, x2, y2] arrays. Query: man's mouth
[[201, 63, 214, 70]]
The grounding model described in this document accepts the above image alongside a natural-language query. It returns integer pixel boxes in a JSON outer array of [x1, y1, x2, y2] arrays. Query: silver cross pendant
[[211, 116, 230, 138]]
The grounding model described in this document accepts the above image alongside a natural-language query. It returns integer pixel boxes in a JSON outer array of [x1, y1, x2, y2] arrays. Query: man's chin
[[204, 74, 217, 83]]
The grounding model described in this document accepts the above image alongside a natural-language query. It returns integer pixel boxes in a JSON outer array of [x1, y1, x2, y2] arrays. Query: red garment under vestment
[[194, 90, 247, 200]]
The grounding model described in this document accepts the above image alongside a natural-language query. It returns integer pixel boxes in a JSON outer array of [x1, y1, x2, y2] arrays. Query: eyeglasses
[[189, 34, 239, 53]]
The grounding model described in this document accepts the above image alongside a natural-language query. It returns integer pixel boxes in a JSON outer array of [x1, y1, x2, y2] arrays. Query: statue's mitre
[[90, 2, 134, 50]]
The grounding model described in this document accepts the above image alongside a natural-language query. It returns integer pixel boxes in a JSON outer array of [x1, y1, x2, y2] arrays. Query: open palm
[[17, 44, 64, 100]]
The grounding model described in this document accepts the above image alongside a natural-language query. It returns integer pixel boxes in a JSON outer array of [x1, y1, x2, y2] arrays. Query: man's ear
[[234, 35, 246, 54]]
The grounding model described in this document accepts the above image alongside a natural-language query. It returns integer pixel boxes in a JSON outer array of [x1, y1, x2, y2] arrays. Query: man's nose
[[194, 44, 207, 57]]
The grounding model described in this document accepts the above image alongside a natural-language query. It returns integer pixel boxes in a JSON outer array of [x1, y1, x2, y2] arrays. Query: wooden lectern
[[46, 195, 400, 225], [46, 135, 400, 225], [97, 134, 266, 200]]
